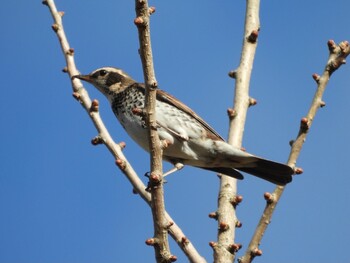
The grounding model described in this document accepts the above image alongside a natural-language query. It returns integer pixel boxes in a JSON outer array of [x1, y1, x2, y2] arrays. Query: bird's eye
[[99, 69, 107, 76]]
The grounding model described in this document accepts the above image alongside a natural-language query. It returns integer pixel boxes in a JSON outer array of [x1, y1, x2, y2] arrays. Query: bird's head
[[72, 67, 136, 98]]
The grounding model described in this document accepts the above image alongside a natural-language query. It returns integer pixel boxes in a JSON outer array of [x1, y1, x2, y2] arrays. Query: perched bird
[[72, 67, 293, 185]]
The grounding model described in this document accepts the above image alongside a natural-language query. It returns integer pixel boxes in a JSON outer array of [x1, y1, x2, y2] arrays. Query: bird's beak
[[71, 74, 93, 83]]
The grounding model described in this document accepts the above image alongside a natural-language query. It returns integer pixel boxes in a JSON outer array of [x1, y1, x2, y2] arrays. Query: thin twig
[[213, 0, 261, 262], [43, 1, 205, 262], [239, 40, 350, 263]]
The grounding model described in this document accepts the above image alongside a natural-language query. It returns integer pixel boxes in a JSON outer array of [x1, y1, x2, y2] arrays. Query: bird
[[72, 67, 293, 185]]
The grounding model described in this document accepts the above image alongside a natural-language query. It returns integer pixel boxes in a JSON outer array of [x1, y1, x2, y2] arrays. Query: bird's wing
[[155, 88, 225, 141]]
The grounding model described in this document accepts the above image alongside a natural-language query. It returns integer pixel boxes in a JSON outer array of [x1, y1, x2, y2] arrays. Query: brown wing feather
[[155, 88, 225, 141]]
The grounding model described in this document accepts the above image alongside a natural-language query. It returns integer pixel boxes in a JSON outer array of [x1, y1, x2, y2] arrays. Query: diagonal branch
[[239, 40, 350, 263], [43, 1, 205, 262], [212, 0, 261, 262], [134, 1, 173, 262], [43, 0, 151, 206]]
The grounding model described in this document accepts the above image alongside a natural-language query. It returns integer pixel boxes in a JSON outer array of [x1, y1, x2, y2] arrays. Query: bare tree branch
[[134, 1, 174, 262], [239, 40, 350, 263], [212, 1, 261, 262], [43, 0, 150, 205], [43, 1, 206, 262]]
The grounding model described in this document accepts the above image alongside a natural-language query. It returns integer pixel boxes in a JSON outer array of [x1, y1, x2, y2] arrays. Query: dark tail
[[203, 158, 293, 185], [238, 157, 293, 185]]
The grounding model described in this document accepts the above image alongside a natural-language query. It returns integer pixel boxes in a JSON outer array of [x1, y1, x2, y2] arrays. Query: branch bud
[[219, 222, 230, 231], [235, 220, 242, 228], [294, 167, 303, 174], [228, 243, 242, 253], [289, 140, 295, 147], [181, 236, 189, 245], [264, 192, 275, 203], [150, 172, 161, 184], [118, 141, 126, 149], [300, 117, 310, 130], [208, 212, 218, 220], [51, 23, 59, 32], [169, 255, 177, 262], [62, 67, 68, 73], [134, 17, 145, 26], [249, 97, 257, 107], [150, 81, 158, 89], [58, 11, 65, 17], [227, 108, 237, 119], [90, 99, 99, 112], [312, 73, 320, 83], [209, 241, 217, 248], [248, 29, 259, 43], [252, 248, 263, 256], [66, 48, 74, 56], [327, 39, 337, 52], [149, 6, 156, 15], [231, 195, 243, 206], [339, 41, 350, 54], [145, 238, 156, 246], [42, 0, 48, 6], [228, 70, 237, 79], [115, 159, 126, 170], [91, 136, 103, 145]]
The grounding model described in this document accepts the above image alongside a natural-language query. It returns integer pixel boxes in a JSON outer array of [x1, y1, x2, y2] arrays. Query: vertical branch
[[239, 40, 350, 263], [213, 0, 261, 262], [134, 1, 174, 262]]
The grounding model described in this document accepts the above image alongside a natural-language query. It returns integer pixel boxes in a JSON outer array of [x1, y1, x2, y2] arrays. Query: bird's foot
[[144, 172, 167, 192]]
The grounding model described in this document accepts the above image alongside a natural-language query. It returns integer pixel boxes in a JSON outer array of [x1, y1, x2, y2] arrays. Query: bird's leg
[[144, 163, 183, 191], [163, 163, 184, 177]]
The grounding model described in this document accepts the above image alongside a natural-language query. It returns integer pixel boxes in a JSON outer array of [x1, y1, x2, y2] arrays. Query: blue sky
[[1, 1, 349, 262]]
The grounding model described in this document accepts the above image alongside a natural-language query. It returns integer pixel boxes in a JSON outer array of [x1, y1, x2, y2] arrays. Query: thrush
[[72, 67, 293, 185]]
